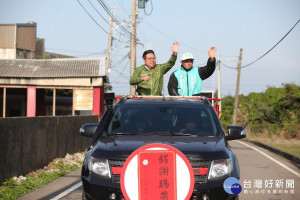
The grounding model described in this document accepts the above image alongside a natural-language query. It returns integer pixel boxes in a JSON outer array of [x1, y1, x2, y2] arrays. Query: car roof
[[116, 96, 211, 106]]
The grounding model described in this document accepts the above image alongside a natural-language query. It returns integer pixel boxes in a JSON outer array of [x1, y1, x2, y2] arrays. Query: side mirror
[[225, 125, 247, 140], [80, 123, 98, 138]]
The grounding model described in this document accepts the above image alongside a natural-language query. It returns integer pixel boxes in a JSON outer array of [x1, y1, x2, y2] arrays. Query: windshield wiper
[[110, 132, 136, 135], [171, 132, 195, 136], [143, 132, 195, 136]]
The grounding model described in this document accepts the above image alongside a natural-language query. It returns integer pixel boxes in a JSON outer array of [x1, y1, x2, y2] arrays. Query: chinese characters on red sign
[[139, 151, 176, 200], [121, 144, 194, 200]]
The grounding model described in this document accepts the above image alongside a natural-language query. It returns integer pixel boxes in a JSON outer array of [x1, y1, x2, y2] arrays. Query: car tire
[[82, 190, 92, 200]]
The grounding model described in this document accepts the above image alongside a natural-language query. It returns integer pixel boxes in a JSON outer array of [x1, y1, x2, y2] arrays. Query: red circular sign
[[120, 143, 194, 200]]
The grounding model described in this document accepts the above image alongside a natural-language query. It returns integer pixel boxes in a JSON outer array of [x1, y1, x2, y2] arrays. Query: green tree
[[220, 83, 300, 138], [220, 95, 234, 130]]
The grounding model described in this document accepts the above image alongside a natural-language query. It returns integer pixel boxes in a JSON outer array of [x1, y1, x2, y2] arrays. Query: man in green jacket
[[129, 42, 179, 95]]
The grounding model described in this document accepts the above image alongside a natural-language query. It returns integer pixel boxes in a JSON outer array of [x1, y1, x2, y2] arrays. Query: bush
[[221, 83, 300, 138]]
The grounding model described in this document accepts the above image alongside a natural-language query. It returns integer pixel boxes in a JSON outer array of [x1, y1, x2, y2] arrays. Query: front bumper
[[82, 175, 237, 200], [82, 175, 123, 200]]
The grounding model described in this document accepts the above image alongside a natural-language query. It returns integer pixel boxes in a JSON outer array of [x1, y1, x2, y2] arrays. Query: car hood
[[91, 135, 230, 161]]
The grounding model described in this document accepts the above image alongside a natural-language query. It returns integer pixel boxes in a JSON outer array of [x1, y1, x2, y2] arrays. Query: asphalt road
[[231, 140, 299, 200], [18, 140, 300, 200]]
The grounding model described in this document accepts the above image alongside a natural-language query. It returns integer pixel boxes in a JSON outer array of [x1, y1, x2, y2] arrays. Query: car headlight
[[208, 159, 232, 179], [88, 156, 111, 178]]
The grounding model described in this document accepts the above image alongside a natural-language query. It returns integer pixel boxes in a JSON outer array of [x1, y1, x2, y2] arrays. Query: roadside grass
[[264, 143, 300, 158], [0, 153, 84, 200], [246, 134, 300, 158]]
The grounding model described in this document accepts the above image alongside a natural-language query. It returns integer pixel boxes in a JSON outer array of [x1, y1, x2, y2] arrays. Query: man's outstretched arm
[[199, 46, 216, 80]]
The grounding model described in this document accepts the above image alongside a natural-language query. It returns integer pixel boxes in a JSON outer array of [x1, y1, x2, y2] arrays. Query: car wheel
[[82, 190, 92, 200]]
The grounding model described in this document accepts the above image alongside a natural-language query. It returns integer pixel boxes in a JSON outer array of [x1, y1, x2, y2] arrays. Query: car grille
[[189, 160, 211, 184], [109, 159, 126, 183], [109, 159, 211, 184]]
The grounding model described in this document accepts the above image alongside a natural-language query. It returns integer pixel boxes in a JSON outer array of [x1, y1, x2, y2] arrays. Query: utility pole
[[233, 48, 243, 125], [130, 0, 137, 96], [217, 54, 222, 115], [106, 8, 115, 74]]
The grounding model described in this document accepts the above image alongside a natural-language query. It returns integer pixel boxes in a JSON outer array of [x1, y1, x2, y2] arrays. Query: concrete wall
[[0, 48, 16, 59], [16, 49, 35, 59], [0, 115, 98, 184], [35, 38, 45, 58]]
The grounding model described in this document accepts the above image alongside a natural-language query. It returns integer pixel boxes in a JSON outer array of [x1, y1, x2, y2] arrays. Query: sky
[[1, 0, 299, 96]]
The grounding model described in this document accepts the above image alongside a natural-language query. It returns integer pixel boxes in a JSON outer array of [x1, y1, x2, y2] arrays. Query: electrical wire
[[112, 36, 130, 44], [144, 0, 153, 16], [110, 54, 128, 68], [47, 46, 124, 58], [97, 0, 132, 38], [141, 20, 176, 42], [220, 61, 237, 70], [240, 18, 300, 68], [87, 0, 110, 26], [81, 0, 131, 57], [76, 0, 130, 60], [90, 0, 131, 42], [222, 18, 300, 70], [46, 48, 105, 54], [111, 59, 130, 82], [76, 0, 109, 34], [142, 20, 207, 54], [194, 63, 207, 67], [109, 81, 129, 84], [74, 52, 106, 57]]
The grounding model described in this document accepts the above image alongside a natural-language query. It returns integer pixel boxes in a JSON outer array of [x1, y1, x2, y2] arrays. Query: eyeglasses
[[146, 57, 156, 60]]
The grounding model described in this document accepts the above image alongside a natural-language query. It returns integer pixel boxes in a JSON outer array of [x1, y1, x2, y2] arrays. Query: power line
[[110, 54, 128, 67], [74, 52, 106, 57], [142, 20, 207, 54], [112, 36, 130, 44], [194, 62, 207, 67], [89, 0, 131, 43], [87, 0, 110, 26], [221, 18, 300, 70], [76, 0, 109, 34], [46, 48, 105, 54], [78, 0, 130, 57], [241, 18, 300, 68], [142, 20, 176, 41], [223, 18, 300, 70], [144, 0, 153, 16], [109, 81, 129, 84], [111, 59, 130, 82], [220, 61, 237, 69], [97, 0, 132, 38]]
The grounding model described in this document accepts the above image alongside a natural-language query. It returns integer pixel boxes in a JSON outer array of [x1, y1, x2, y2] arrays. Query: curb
[[244, 139, 300, 169], [18, 167, 82, 200]]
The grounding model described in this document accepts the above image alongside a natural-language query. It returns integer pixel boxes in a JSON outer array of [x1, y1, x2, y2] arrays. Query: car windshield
[[104, 104, 218, 136]]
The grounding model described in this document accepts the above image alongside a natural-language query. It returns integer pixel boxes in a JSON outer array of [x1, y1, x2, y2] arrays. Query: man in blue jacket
[[168, 47, 216, 96]]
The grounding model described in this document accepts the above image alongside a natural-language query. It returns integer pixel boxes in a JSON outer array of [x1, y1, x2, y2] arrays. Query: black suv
[[80, 96, 246, 200]]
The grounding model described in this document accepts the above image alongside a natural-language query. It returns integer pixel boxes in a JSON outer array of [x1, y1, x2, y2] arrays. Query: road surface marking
[[50, 181, 82, 200], [236, 140, 300, 178]]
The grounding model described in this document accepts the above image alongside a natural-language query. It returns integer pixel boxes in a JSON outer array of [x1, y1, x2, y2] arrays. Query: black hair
[[142, 50, 155, 59]]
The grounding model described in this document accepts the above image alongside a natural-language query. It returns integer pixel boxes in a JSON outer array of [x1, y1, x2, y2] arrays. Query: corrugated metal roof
[[0, 58, 106, 78]]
